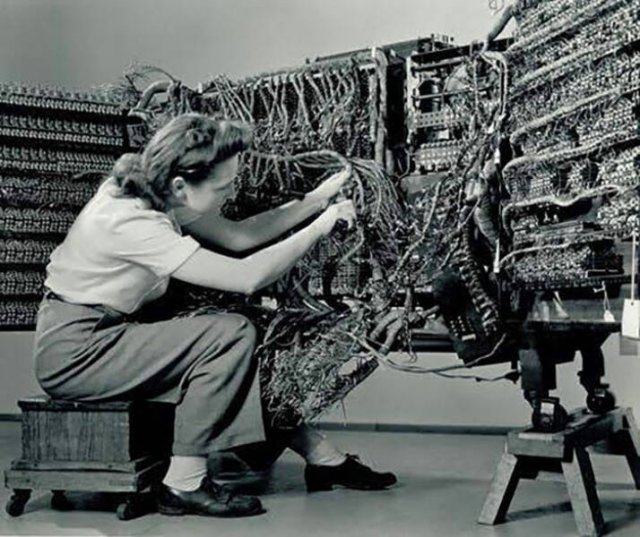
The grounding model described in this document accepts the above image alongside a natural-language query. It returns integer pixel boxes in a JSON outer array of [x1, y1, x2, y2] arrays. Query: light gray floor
[[2, 421, 640, 536]]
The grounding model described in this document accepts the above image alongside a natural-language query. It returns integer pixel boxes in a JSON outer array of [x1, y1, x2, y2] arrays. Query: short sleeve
[[107, 210, 201, 277]]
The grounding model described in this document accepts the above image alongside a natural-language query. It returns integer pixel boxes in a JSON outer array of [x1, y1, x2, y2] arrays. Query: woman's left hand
[[308, 165, 352, 208]]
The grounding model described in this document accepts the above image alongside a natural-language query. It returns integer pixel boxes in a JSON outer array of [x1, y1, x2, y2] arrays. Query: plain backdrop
[[0, 0, 510, 86], [2, 0, 638, 429]]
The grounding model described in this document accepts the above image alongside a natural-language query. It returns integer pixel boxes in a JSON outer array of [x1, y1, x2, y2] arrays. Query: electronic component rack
[[401, 38, 510, 299], [405, 38, 511, 177], [195, 44, 419, 301], [0, 83, 133, 329], [501, 0, 640, 307]]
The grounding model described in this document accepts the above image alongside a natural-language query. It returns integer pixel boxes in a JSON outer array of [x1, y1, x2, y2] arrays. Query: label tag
[[622, 299, 640, 339]]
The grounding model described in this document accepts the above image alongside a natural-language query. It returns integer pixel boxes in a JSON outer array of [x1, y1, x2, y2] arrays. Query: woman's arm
[[183, 194, 326, 253], [182, 166, 351, 252], [172, 200, 355, 294]]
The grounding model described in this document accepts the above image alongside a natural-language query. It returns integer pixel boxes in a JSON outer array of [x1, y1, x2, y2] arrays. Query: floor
[[2, 422, 640, 537]]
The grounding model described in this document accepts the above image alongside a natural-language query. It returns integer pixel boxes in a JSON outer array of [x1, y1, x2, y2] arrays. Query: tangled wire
[[117, 38, 515, 426], [119, 58, 428, 427]]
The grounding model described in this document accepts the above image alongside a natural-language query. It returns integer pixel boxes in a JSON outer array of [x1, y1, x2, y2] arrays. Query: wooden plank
[[562, 447, 605, 537], [10, 456, 158, 473], [566, 414, 617, 449], [478, 452, 522, 525], [509, 410, 623, 458], [4, 461, 166, 493], [18, 397, 133, 412], [507, 431, 566, 459], [6, 469, 141, 492]]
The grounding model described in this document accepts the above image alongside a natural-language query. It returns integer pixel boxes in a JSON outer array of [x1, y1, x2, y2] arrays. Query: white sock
[[162, 456, 208, 491], [288, 424, 347, 466]]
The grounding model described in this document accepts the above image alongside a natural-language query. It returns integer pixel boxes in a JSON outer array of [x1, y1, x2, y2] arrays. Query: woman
[[33, 113, 394, 519]]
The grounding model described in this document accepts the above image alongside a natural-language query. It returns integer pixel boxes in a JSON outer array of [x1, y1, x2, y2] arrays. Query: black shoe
[[156, 476, 265, 517], [304, 454, 397, 492]]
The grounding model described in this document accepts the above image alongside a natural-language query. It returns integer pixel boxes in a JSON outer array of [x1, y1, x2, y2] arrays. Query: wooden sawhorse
[[478, 407, 640, 537]]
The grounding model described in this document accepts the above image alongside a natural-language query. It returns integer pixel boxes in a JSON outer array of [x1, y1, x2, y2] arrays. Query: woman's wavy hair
[[110, 113, 252, 211]]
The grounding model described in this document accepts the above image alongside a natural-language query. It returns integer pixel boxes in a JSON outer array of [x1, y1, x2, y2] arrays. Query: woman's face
[[173, 155, 239, 214]]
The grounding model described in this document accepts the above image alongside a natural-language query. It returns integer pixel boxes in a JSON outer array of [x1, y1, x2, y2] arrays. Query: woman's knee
[[226, 314, 257, 345], [201, 313, 257, 354]]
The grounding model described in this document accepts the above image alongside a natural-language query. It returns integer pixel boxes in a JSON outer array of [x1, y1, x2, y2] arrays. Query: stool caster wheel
[[532, 397, 568, 432], [116, 495, 147, 521], [6, 489, 31, 517], [587, 388, 616, 414], [51, 490, 73, 511]]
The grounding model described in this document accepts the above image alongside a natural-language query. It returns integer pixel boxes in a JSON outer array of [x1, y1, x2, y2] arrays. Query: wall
[[4, 0, 638, 428], [0, 0, 506, 87]]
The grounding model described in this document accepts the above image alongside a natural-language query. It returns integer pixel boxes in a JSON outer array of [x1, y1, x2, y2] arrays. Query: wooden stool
[[4, 396, 174, 520], [478, 407, 640, 537]]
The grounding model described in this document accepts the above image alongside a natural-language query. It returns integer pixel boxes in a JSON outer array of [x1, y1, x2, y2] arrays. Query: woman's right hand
[[317, 199, 357, 236]]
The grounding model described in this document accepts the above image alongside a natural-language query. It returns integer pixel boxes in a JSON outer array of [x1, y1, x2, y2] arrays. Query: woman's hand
[[317, 199, 357, 236], [307, 165, 352, 209]]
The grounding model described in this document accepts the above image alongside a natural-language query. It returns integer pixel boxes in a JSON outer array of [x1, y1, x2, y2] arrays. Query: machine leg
[[579, 345, 616, 414], [520, 348, 567, 431], [562, 447, 605, 537], [478, 452, 522, 525], [520, 348, 555, 405]]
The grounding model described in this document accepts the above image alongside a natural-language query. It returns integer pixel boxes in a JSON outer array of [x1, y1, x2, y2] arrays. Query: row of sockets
[[0, 270, 45, 296], [0, 175, 98, 207], [0, 158, 112, 174], [0, 300, 39, 327], [409, 109, 461, 129], [0, 207, 77, 234], [518, 99, 639, 158], [0, 127, 125, 147], [514, 15, 640, 79], [596, 192, 640, 228], [0, 83, 123, 116], [511, 51, 640, 127], [0, 145, 116, 175], [577, 98, 637, 139], [516, 146, 640, 195], [516, 0, 585, 39], [0, 113, 125, 136], [512, 0, 639, 61], [0, 239, 58, 264], [511, 245, 593, 283], [414, 141, 464, 172]]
